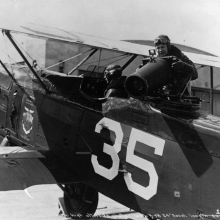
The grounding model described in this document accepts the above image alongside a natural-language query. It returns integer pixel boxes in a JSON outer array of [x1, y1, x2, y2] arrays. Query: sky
[[0, 0, 219, 61]]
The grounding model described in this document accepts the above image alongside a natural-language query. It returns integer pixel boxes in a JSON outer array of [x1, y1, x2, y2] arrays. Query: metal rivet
[[174, 191, 180, 197]]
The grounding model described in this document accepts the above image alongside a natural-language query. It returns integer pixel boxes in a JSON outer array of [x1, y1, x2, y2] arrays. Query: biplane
[[0, 23, 220, 219]]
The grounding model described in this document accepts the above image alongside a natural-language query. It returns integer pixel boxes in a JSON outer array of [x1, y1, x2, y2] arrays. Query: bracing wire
[[104, 54, 131, 67], [11, 35, 41, 69], [0, 47, 27, 70], [2, 32, 14, 72], [43, 49, 93, 71], [82, 53, 130, 68], [4, 32, 130, 74], [12, 35, 95, 72]]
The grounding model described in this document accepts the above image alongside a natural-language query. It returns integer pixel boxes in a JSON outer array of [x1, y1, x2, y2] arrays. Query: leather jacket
[[168, 45, 198, 80]]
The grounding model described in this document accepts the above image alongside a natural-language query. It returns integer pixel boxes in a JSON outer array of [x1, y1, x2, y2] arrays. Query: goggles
[[104, 66, 120, 76], [154, 38, 170, 45], [104, 69, 113, 75], [104, 69, 114, 78]]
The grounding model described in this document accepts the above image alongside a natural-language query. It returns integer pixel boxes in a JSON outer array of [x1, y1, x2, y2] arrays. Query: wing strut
[[121, 54, 137, 71], [68, 48, 98, 75], [3, 30, 48, 93], [0, 60, 20, 85]]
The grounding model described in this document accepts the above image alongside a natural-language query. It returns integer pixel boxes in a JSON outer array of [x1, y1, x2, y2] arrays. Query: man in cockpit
[[104, 64, 128, 98], [154, 35, 198, 95]]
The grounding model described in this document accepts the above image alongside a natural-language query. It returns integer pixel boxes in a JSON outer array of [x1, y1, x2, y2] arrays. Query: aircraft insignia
[[22, 107, 34, 135]]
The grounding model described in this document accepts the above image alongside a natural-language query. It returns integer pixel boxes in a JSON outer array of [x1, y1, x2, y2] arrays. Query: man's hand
[[171, 60, 185, 72]]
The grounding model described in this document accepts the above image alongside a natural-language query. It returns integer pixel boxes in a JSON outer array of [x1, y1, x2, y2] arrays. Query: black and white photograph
[[0, 0, 219, 219]]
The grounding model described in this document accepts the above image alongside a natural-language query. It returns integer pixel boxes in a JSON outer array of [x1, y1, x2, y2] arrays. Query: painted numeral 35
[[91, 118, 165, 200]]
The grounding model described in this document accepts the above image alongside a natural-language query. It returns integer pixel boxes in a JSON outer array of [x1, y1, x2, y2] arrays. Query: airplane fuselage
[[0, 64, 219, 218]]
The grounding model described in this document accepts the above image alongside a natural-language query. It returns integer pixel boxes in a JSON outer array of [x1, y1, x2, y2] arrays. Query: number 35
[[91, 118, 165, 200]]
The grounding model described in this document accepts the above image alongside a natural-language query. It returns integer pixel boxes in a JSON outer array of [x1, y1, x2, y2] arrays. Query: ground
[[0, 184, 146, 220]]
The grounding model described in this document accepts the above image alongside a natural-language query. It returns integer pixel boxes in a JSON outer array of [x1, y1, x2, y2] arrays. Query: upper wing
[[2, 22, 220, 68], [184, 52, 220, 68], [2, 22, 151, 56]]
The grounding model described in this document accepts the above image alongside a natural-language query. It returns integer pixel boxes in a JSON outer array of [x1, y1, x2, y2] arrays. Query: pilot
[[104, 64, 128, 98], [154, 34, 198, 95]]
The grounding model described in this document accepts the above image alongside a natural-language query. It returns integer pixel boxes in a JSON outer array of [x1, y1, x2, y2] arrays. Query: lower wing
[[0, 147, 56, 191]]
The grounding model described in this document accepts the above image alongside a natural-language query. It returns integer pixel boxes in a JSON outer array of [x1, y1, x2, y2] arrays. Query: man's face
[[104, 70, 114, 83], [155, 44, 168, 57]]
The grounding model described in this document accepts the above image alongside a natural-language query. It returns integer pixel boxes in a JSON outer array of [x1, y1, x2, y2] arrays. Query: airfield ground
[[0, 184, 146, 220]]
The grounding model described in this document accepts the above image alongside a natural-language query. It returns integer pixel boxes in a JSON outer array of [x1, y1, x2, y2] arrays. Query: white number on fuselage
[[91, 118, 123, 180], [124, 128, 165, 200], [92, 117, 165, 200]]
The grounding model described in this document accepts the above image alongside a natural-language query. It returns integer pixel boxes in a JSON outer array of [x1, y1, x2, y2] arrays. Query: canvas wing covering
[[2, 22, 220, 68], [0, 147, 56, 191]]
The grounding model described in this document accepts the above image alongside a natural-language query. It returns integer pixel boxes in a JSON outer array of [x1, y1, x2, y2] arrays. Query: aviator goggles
[[154, 38, 170, 45], [104, 69, 115, 79]]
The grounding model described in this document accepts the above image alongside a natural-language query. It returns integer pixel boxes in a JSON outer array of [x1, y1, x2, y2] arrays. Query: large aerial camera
[[125, 50, 181, 99]]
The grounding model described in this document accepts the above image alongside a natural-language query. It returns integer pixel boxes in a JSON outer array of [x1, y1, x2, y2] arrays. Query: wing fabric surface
[[5, 23, 151, 56], [0, 147, 45, 159], [2, 23, 220, 68], [0, 147, 56, 191]]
